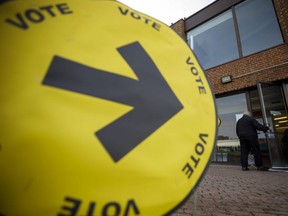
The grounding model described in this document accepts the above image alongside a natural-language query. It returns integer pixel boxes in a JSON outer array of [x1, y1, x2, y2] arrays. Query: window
[[235, 0, 283, 56], [187, 0, 283, 69], [187, 10, 239, 70], [216, 93, 248, 141], [212, 93, 248, 163]]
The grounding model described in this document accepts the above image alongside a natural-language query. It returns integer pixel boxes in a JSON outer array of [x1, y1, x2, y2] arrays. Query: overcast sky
[[117, 0, 216, 25]]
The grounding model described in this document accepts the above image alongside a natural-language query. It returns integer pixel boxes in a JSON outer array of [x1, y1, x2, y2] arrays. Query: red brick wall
[[170, 19, 185, 40], [274, 0, 288, 43], [206, 0, 288, 95], [207, 45, 288, 94]]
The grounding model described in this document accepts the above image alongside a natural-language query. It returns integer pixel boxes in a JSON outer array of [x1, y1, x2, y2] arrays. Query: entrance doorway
[[257, 82, 288, 170]]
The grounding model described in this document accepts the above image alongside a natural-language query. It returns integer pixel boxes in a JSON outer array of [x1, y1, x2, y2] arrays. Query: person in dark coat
[[236, 111, 270, 171]]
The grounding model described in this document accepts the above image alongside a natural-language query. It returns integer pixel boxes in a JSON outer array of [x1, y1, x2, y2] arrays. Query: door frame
[[257, 81, 288, 170]]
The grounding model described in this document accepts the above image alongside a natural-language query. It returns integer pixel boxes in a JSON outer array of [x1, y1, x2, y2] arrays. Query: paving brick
[[171, 164, 288, 216]]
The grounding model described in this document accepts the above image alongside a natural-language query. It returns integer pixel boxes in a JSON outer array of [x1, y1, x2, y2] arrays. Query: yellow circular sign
[[0, 1, 217, 215]]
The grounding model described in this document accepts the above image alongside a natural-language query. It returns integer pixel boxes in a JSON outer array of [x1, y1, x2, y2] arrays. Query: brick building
[[171, 0, 288, 170]]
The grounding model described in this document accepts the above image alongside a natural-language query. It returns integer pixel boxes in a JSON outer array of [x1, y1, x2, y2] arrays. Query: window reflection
[[235, 0, 283, 56], [212, 93, 247, 163], [187, 10, 239, 70], [217, 93, 247, 140]]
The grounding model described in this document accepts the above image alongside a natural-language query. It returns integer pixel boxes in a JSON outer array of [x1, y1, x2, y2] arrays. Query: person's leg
[[240, 138, 249, 169], [248, 139, 263, 167]]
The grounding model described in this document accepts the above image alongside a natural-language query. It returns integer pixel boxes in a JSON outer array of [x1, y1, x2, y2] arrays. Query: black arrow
[[42, 41, 183, 162]]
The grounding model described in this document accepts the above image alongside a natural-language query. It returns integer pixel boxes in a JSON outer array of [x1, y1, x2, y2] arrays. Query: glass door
[[257, 82, 288, 170]]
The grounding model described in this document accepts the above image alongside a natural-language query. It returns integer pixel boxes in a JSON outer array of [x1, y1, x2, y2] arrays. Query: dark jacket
[[236, 114, 269, 140]]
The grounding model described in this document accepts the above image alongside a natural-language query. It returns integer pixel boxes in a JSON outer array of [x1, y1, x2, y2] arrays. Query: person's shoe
[[257, 166, 268, 171], [242, 167, 249, 171]]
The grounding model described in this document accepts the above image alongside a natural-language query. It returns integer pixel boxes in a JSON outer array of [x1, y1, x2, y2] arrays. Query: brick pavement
[[170, 164, 288, 216]]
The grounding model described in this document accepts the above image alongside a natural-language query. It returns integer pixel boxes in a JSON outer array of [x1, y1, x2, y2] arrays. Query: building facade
[[171, 0, 288, 169]]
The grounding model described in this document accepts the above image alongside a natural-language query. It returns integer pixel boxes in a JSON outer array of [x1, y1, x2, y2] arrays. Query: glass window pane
[[213, 93, 247, 163], [187, 10, 239, 70], [216, 93, 248, 141], [235, 0, 283, 56]]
